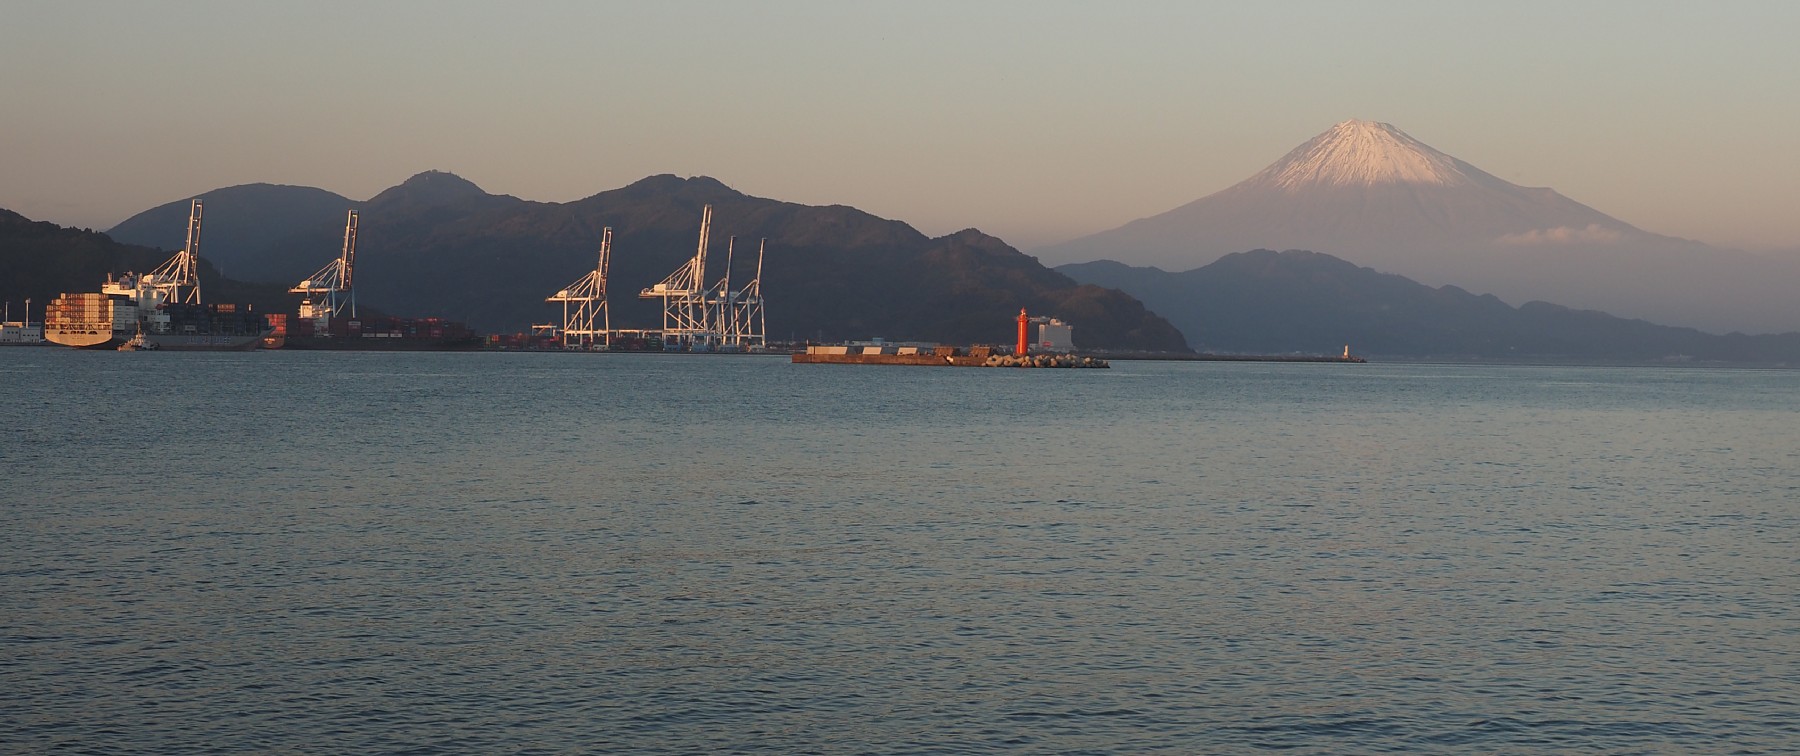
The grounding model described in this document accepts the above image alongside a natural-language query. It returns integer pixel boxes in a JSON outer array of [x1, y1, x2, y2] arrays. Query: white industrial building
[[1035, 317, 1074, 353]]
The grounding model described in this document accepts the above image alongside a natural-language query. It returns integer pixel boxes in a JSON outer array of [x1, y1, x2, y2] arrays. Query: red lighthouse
[[1016, 308, 1030, 356]]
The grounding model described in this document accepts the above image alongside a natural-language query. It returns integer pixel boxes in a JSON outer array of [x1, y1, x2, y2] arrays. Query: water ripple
[[2, 354, 1797, 752]]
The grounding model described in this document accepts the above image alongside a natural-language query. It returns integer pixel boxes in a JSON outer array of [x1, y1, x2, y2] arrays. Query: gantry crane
[[291, 210, 359, 333], [146, 199, 205, 306], [546, 227, 613, 349], [704, 236, 767, 349], [640, 204, 714, 348], [731, 238, 767, 348]]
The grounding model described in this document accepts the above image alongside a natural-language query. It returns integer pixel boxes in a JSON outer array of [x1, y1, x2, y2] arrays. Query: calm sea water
[[2, 350, 1795, 754]]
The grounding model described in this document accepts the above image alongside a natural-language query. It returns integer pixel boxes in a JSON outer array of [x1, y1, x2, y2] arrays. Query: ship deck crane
[[546, 227, 613, 349]]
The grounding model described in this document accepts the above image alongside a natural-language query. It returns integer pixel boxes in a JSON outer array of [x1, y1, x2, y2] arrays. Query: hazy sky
[[4, 0, 1798, 251]]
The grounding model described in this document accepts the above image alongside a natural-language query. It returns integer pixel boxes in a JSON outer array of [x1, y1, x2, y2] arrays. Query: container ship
[[273, 313, 482, 351], [43, 200, 270, 351], [45, 290, 266, 350]]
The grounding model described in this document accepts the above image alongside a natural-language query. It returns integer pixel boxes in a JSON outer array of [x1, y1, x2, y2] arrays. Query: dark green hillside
[[1, 209, 291, 316]]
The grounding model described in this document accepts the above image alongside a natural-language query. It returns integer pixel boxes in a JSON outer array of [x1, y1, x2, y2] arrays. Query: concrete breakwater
[[982, 353, 1108, 368]]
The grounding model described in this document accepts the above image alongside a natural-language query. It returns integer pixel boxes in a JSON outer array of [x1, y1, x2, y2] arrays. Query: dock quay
[[793, 344, 1109, 368]]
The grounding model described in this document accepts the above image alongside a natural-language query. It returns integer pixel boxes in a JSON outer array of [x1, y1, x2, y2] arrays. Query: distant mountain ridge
[[366, 169, 492, 207], [1060, 251, 1800, 365], [21, 197, 1800, 363], [107, 173, 1189, 350], [108, 183, 354, 283], [1035, 120, 1800, 334]]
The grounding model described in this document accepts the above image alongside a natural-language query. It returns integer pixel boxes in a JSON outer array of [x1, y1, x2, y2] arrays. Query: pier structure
[[290, 210, 359, 333], [546, 227, 613, 349]]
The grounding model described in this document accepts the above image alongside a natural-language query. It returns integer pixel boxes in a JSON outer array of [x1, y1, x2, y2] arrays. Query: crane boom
[[340, 210, 358, 291]]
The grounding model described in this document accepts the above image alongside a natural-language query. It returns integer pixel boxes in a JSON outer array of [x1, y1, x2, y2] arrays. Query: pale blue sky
[[3, 0, 1797, 250]]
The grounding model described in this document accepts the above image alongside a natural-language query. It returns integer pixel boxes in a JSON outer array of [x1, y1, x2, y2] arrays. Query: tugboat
[[117, 324, 158, 351]]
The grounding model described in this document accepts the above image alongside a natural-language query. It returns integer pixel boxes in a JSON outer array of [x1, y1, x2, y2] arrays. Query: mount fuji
[[1037, 120, 1800, 334]]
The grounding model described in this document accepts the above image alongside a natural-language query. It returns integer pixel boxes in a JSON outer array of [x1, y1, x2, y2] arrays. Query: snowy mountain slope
[[1254, 119, 1474, 189]]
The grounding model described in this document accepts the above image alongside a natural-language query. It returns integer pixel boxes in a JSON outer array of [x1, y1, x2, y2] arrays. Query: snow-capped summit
[[1035, 120, 1800, 334], [1250, 120, 1472, 191], [1036, 119, 1656, 273]]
